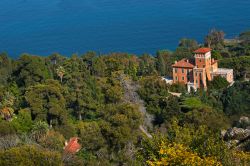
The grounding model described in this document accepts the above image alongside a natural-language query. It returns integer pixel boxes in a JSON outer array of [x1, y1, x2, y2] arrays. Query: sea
[[0, 0, 250, 57]]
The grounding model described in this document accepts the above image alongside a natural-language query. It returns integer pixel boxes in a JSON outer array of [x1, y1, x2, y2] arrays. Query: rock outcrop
[[222, 116, 250, 151]]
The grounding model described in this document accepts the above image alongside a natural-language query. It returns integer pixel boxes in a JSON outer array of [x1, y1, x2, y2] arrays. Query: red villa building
[[172, 48, 234, 91]]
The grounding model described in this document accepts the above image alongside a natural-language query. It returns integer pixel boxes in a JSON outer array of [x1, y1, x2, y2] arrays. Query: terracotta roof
[[194, 48, 212, 54], [172, 59, 194, 68], [64, 137, 81, 154]]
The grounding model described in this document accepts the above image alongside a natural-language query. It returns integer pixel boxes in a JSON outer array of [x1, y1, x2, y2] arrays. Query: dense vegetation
[[0, 30, 250, 165]]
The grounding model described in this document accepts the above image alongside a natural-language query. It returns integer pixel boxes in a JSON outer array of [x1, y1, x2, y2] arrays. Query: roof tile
[[64, 137, 81, 154], [172, 59, 195, 68], [194, 48, 212, 54]]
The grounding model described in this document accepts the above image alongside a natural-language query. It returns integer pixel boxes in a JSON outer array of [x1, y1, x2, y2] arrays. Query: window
[[203, 65, 205, 68], [175, 76, 178, 81], [182, 76, 184, 81], [199, 59, 202, 62], [175, 68, 178, 73], [182, 68, 185, 73], [195, 73, 198, 77], [196, 80, 198, 84]]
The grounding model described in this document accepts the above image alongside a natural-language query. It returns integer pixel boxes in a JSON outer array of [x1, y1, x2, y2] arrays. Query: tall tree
[[204, 29, 225, 49], [0, 53, 12, 86], [156, 53, 166, 76], [13, 54, 51, 87], [56, 66, 65, 83], [178, 38, 199, 51], [0, 92, 15, 121], [25, 80, 67, 126]]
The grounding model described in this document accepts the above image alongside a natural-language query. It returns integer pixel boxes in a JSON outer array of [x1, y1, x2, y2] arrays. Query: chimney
[[175, 61, 177, 64], [212, 58, 214, 63], [186, 59, 189, 63]]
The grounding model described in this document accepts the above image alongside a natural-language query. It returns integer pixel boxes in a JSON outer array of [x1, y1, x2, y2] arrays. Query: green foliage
[[239, 30, 250, 46], [181, 97, 204, 110], [208, 76, 229, 90], [221, 81, 250, 116], [138, 76, 182, 125], [98, 103, 142, 150], [38, 130, 65, 151], [220, 56, 250, 79], [178, 38, 199, 52], [11, 109, 33, 133], [0, 145, 63, 166], [54, 123, 76, 139], [31, 121, 49, 142], [212, 50, 223, 60], [0, 120, 16, 136], [139, 119, 247, 166], [56, 66, 65, 83], [204, 29, 225, 50], [25, 80, 67, 126], [0, 53, 12, 86], [169, 83, 187, 93], [13, 54, 51, 87], [184, 107, 230, 131], [92, 57, 107, 77], [77, 121, 105, 151], [138, 54, 157, 76]]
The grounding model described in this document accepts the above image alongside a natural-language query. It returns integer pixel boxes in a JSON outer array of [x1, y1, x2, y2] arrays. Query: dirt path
[[119, 74, 153, 138]]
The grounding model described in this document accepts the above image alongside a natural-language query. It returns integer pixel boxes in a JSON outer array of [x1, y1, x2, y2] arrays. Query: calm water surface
[[0, 0, 250, 57]]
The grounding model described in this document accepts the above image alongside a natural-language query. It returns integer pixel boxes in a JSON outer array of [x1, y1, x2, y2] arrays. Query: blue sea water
[[0, 0, 250, 57]]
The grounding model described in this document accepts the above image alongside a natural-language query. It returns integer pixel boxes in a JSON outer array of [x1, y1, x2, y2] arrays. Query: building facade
[[172, 48, 234, 91]]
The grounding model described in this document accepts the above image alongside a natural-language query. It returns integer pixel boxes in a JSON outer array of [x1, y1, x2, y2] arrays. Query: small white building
[[211, 68, 234, 83]]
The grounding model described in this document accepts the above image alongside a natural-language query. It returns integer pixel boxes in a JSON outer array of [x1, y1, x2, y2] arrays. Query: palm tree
[[0, 92, 15, 121], [0, 107, 14, 121], [56, 66, 65, 83], [31, 121, 49, 141]]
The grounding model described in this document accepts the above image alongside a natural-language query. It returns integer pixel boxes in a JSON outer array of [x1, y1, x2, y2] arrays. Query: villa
[[172, 48, 234, 91]]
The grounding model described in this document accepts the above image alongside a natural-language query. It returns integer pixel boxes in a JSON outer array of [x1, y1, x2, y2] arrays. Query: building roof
[[64, 137, 81, 154], [194, 48, 212, 54], [172, 59, 195, 68]]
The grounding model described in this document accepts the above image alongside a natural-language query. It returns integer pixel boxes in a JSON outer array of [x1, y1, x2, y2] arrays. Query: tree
[[92, 57, 107, 77], [39, 130, 65, 151], [25, 80, 67, 126], [178, 38, 199, 51], [77, 121, 105, 151], [221, 81, 250, 116], [13, 54, 51, 87], [99, 104, 142, 150], [0, 53, 12, 86], [56, 66, 65, 83], [219, 56, 250, 79], [208, 76, 229, 90], [11, 109, 33, 133], [239, 31, 250, 45], [156, 50, 173, 77], [205, 29, 225, 50], [138, 54, 157, 76], [0, 145, 62, 166], [0, 92, 15, 121], [30, 121, 49, 142], [212, 50, 223, 60], [156, 53, 166, 76]]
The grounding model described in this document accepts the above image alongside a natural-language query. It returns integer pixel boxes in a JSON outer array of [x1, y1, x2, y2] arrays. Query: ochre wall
[[173, 67, 193, 84]]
